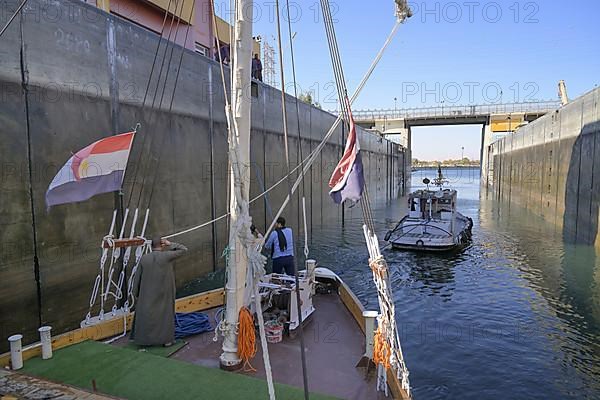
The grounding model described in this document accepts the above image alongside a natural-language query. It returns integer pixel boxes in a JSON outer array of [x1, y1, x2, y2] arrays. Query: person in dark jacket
[[219, 44, 230, 65], [252, 53, 263, 81]]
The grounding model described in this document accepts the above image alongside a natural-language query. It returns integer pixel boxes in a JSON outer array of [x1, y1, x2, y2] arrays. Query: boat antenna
[[433, 164, 447, 187]]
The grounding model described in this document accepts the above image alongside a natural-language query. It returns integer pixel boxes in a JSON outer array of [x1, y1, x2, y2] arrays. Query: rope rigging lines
[[127, 0, 196, 212], [274, 0, 309, 397], [164, 5, 405, 242], [319, 0, 412, 396], [284, 0, 310, 260], [126, 0, 179, 209], [0, 0, 27, 39], [85, 0, 197, 334]]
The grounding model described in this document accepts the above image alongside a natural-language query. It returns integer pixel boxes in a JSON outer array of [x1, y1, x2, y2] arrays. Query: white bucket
[[38, 326, 52, 360], [265, 322, 284, 344], [8, 334, 23, 370]]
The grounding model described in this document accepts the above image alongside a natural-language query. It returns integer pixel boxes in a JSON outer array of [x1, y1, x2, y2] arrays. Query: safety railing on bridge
[[343, 100, 561, 121]]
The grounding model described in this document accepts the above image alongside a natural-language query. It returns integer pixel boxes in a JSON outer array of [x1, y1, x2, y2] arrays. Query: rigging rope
[[133, 0, 188, 211], [257, 18, 403, 249], [126, 0, 179, 208], [164, 11, 403, 241], [284, 0, 310, 259], [319, 0, 411, 396], [251, 148, 275, 220], [147, 0, 197, 209], [274, 1, 309, 398], [86, 0, 191, 338], [113, 0, 188, 327], [0, 0, 27, 39]]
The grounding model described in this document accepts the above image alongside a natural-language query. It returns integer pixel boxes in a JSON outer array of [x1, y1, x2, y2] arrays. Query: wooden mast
[[220, 0, 254, 369]]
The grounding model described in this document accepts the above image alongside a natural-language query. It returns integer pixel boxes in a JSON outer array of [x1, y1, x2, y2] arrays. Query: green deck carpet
[[22, 341, 337, 400], [122, 339, 186, 357]]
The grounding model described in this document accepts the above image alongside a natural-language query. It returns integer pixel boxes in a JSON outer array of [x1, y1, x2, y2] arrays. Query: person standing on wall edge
[[217, 43, 230, 65], [265, 217, 295, 275], [130, 237, 188, 347], [252, 53, 263, 82]]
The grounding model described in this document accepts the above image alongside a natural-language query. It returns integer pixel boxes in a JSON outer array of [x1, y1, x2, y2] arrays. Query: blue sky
[[217, 1, 600, 159]]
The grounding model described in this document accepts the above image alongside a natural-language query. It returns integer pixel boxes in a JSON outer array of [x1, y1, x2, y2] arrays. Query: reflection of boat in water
[[385, 166, 473, 252]]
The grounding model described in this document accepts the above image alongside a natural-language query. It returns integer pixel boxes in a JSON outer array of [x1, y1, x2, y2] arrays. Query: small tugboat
[[385, 166, 473, 251]]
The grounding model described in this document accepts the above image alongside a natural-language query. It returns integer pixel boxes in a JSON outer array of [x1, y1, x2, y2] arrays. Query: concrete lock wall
[[0, 0, 407, 350], [486, 87, 600, 248]]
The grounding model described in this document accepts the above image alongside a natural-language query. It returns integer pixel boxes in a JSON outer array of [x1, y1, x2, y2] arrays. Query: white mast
[[220, 0, 254, 369]]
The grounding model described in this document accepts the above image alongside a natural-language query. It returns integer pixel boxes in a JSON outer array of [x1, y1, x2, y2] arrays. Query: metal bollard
[[38, 326, 53, 360], [8, 334, 23, 370], [363, 311, 379, 359]]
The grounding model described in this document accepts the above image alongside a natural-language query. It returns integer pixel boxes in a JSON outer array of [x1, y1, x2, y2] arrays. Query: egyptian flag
[[46, 132, 135, 208], [328, 103, 365, 204]]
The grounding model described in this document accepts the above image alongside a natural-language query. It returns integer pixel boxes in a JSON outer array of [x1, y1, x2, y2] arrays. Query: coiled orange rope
[[373, 325, 391, 370], [238, 306, 257, 372]]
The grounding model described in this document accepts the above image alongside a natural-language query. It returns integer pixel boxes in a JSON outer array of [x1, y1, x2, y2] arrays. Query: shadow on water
[[478, 173, 600, 399], [561, 122, 600, 321], [551, 122, 600, 394], [563, 121, 600, 246]]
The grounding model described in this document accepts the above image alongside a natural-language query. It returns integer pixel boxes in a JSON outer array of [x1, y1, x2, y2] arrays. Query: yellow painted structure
[[96, 0, 110, 13], [490, 114, 525, 133], [146, 0, 195, 24], [215, 16, 261, 56]]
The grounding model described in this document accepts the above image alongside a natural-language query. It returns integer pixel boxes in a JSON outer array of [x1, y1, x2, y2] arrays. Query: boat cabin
[[408, 189, 457, 220]]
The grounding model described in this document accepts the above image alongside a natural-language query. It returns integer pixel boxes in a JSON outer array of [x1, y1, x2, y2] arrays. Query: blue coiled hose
[[174, 312, 212, 339]]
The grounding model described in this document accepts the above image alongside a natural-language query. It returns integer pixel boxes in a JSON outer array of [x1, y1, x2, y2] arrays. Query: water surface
[[311, 168, 600, 400]]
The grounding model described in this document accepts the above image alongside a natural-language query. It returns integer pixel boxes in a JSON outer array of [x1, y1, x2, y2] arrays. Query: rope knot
[[369, 256, 387, 278]]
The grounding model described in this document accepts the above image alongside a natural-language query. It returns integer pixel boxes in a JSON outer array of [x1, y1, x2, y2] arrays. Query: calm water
[[310, 168, 600, 400]]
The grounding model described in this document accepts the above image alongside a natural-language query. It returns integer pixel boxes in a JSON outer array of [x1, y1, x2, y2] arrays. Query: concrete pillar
[[406, 126, 412, 191], [480, 123, 494, 188]]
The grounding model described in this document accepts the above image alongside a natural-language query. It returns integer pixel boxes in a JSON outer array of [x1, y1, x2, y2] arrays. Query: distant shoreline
[[412, 165, 481, 169]]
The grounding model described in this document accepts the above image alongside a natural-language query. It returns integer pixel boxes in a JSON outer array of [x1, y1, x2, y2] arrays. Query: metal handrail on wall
[[339, 100, 561, 121]]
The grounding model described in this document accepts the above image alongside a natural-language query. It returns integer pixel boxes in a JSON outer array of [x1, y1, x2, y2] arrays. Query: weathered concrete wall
[[486, 87, 600, 248], [0, 0, 406, 349]]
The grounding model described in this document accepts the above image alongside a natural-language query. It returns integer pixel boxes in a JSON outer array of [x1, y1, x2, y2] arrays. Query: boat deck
[[173, 292, 384, 400], [14, 291, 385, 400], [18, 340, 334, 400]]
